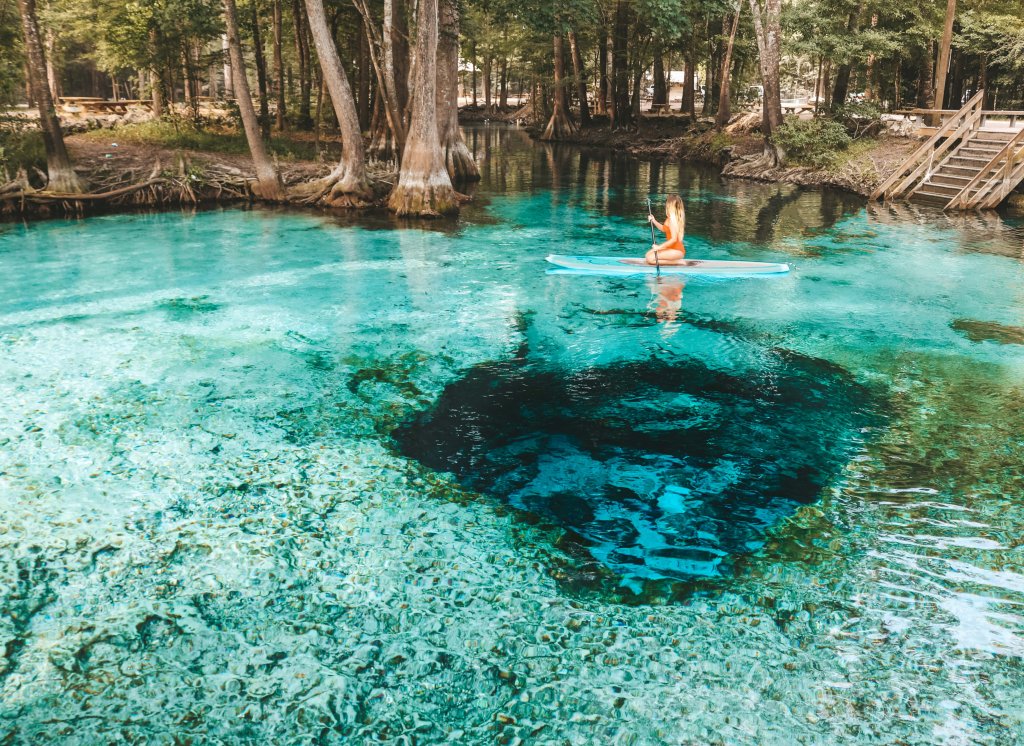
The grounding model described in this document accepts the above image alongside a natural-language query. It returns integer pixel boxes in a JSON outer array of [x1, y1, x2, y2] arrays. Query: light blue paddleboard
[[546, 254, 790, 276]]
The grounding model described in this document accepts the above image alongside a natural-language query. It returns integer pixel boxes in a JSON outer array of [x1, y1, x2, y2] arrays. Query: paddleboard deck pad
[[546, 254, 790, 275]]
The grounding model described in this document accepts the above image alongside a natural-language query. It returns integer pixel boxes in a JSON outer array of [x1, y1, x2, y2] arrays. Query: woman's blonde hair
[[666, 194, 685, 231]]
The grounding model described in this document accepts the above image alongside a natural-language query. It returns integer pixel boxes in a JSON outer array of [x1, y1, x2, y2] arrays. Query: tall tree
[[387, 0, 458, 215], [541, 34, 579, 140], [300, 0, 372, 204], [250, 0, 271, 139], [354, 0, 408, 155], [652, 49, 667, 108], [272, 0, 287, 129], [715, 4, 741, 128], [17, 0, 86, 192], [291, 0, 313, 128], [933, 0, 957, 113], [611, 0, 630, 127], [223, 0, 285, 199], [748, 0, 784, 164], [569, 30, 591, 125], [830, 3, 863, 109], [437, 0, 479, 180]]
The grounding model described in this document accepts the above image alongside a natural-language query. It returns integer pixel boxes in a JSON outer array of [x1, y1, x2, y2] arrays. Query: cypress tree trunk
[[715, 6, 740, 128], [748, 0, 784, 165], [630, 63, 641, 119], [932, 0, 957, 118], [273, 0, 286, 128], [652, 51, 667, 108], [541, 34, 579, 141], [17, 0, 86, 193], [470, 39, 477, 106], [388, 0, 458, 216], [44, 31, 60, 100], [390, 0, 410, 123], [358, 26, 370, 130], [822, 61, 832, 109], [611, 0, 630, 127], [291, 0, 313, 128], [702, 21, 715, 115], [299, 0, 372, 205], [831, 4, 862, 109], [483, 57, 492, 111], [437, 0, 479, 180], [681, 54, 696, 121], [597, 30, 608, 115], [382, 0, 409, 146], [151, 70, 164, 117], [250, 0, 271, 139], [222, 34, 234, 98], [223, 0, 285, 200], [353, 0, 406, 155], [149, 29, 165, 118], [569, 30, 591, 126], [499, 56, 509, 110]]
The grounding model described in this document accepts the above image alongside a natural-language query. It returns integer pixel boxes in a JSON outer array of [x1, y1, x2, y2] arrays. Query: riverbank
[[530, 114, 921, 198], [0, 123, 393, 220]]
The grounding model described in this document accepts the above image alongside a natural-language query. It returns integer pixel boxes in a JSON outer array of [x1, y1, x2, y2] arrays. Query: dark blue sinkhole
[[393, 352, 874, 583]]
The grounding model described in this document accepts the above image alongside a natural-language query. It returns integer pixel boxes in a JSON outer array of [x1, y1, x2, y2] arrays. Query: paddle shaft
[[646, 199, 660, 274]]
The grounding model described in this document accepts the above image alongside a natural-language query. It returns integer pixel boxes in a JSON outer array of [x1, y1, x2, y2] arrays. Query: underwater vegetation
[[395, 351, 876, 583]]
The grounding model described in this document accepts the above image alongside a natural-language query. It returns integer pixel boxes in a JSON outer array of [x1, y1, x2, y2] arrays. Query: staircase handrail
[[870, 90, 985, 201], [981, 141, 1024, 209], [947, 127, 1024, 209], [889, 106, 984, 200]]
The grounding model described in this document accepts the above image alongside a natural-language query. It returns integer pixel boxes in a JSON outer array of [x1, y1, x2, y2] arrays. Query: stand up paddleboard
[[546, 254, 790, 276]]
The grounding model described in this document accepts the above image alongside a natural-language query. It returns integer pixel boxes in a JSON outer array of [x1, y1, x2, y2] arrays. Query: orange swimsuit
[[660, 220, 684, 251]]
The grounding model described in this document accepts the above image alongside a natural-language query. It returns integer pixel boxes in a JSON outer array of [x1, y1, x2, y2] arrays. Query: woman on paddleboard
[[646, 194, 686, 265]]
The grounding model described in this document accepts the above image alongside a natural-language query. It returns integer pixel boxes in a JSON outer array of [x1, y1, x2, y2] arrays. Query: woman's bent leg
[[646, 248, 686, 265]]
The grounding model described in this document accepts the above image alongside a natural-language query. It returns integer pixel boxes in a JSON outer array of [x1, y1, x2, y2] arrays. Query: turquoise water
[[2, 126, 1024, 743]]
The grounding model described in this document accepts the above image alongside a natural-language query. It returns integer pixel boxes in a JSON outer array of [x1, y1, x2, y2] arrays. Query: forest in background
[[2, 0, 1024, 214]]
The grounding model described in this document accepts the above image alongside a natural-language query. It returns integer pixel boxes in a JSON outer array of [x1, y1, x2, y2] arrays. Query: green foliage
[[0, 120, 47, 177], [773, 116, 852, 169], [0, 0, 22, 105], [832, 101, 882, 138]]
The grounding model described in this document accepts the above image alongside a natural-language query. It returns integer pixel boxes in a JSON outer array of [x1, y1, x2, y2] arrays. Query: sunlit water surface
[[2, 126, 1024, 744]]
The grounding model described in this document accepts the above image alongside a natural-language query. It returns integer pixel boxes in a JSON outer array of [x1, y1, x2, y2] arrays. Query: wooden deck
[[872, 91, 1024, 210]]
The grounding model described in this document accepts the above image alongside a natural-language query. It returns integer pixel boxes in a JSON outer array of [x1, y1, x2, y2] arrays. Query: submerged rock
[[393, 352, 876, 583], [952, 318, 1024, 346]]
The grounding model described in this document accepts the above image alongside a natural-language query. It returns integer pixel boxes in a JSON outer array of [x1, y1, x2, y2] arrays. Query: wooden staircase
[[871, 90, 1024, 210]]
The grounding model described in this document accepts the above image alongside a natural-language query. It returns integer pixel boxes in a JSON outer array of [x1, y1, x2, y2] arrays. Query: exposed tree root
[[388, 178, 463, 217], [540, 109, 579, 142], [0, 158, 252, 216], [442, 140, 480, 183], [287, 164, 374, 208]]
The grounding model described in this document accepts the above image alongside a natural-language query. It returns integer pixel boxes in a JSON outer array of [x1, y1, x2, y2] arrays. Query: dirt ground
[[64, 134, 332, 187]]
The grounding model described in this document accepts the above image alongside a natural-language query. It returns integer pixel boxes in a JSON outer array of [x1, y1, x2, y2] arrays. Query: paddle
[[646, 198, 661, 276]]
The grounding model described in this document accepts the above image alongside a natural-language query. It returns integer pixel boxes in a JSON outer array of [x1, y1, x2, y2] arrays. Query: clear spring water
[[2, 126, 1024, 744]]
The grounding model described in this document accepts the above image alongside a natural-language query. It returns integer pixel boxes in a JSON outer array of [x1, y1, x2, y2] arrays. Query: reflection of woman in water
[[646, 194, 686, 265], [647, 276, 685, 329]]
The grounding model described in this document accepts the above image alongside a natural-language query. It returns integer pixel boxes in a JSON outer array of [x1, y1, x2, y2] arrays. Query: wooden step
[[929, 173, 974, 188], [958, 146, 1003, 158], [976, 130, 1016, 141], [917, 183, 962, 199], [972, 138, 1012, 149], [912, 190, 953, 204], [947, 155, 994, 167], [935, 163, 984, 178]]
